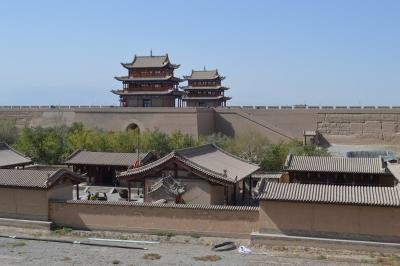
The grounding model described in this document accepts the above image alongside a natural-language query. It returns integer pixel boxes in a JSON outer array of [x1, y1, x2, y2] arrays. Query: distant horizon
[[0, 0, 399, 106]]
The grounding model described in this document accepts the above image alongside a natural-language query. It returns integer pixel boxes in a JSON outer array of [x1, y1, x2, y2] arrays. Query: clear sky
[[0, 0, 399, 106]]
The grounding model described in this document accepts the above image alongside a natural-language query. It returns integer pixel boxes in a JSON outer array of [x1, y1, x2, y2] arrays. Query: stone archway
[[126, 123, 140, 133]]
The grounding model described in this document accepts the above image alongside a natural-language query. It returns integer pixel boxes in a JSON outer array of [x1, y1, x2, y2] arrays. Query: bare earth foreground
[[0, 227, 399, 265]]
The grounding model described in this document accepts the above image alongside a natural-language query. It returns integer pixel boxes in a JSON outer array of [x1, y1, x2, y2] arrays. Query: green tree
[[260, 139, 330, 171], [0, 118, 18, 144]]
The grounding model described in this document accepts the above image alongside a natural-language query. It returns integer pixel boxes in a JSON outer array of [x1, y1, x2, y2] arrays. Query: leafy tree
[[10, 122, 329, 169], [0, 118, 18, 144], [260, 139, 329, 171]]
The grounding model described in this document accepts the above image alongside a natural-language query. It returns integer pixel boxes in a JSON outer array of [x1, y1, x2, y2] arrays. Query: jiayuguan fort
[[112, 53, 231, 108], [1, 52, 400, 246]]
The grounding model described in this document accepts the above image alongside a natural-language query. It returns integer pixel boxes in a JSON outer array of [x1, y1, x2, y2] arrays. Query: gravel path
[[0, 227, 398, 265]]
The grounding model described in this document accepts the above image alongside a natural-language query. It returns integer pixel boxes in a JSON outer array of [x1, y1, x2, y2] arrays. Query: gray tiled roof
[[388, 163, 400, 181], [184, 70, 225, 80], [60, 199, 260, 211], [252, 172, 283, 179], [181, 86, 230, 91], [259, 182, 400, 207], [0, 143, 32, 168], [111, 89, 182, 96], [182, 95, 228, 100], [121, 55, 179, 69], [0, 169, 83, 189], [118, 144, 260, 184], [114, 76, 182, 82], [64, 150, 154, 167], [284, 154, 386, 174]]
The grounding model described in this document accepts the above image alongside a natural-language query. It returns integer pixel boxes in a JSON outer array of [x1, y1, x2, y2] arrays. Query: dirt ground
[[0, 226, 399, 265]]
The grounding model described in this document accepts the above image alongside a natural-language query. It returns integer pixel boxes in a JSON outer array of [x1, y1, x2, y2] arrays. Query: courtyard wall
[[49, 200, 259, 238]]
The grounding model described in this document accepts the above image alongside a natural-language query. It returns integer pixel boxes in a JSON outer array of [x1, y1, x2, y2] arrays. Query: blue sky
[[0, 0, 399, 106]]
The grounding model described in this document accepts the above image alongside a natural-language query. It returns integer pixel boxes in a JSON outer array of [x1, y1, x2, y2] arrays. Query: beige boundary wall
[[0, 187, 48, 221], [49, 200, 259, 238], [259, 201, 400, 242]]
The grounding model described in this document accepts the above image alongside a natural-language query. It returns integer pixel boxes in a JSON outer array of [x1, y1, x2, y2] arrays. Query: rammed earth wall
[[48, 200, 259, 238], [259, 201, 400, 242], [1, 106, 400, 143]]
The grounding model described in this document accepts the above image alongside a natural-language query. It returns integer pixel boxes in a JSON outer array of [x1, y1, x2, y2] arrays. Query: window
[[143, 99, 152, 108]]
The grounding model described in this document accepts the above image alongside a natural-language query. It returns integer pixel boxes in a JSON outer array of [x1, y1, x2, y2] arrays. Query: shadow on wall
[[215, 113, 235, 138], [317, 134, 331, 148]]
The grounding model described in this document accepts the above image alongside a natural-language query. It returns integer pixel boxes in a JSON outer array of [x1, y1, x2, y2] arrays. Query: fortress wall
[[73, 108, 201, 136], [196, 108, 216, 136], [239, 109, 319, 138], [317, 109, 400, 140], [214, 109, 293, 142], [1, 107, 400, 144], [0, 108, 201, 137]]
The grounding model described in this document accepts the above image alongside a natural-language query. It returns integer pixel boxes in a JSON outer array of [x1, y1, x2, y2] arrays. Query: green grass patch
[[155, 231, 175, 238], [143, 253, 161, 260], [53, 227, 73, 235], [0, 242, 26, 248]]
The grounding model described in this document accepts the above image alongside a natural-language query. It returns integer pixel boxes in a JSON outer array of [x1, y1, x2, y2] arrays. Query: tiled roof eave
[[111, 90, 181, 96], [0, 161, 32, 168], [260, 197, 399, 207], [259, 183, 400, 207], [287, 169, 387, 175], [117, 152, 236, 185], [121, 63, 179, 69], [114, 76, 182, 82]]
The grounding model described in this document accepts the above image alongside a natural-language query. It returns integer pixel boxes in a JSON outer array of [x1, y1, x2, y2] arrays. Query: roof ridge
[[118, 151, 176, 176], [173, 152, 227, 181], [291, 154, 381, 160], [0, 143, 32, 162], [174, 143, 214, 154], [174, 143, 259, 167], [64, 149, 81, 161], [212, 144, 260, 167]]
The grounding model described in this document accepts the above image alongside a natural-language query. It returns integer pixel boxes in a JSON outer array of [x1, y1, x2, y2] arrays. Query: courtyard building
[[257, 181, 400, 242], [283, 154, 397, 186], [0, 169, 83, 221], [64, 150, 156, 186], [182, 69, 231, 107], [112, 53, 183, 107], [117, 144, 259, 205]]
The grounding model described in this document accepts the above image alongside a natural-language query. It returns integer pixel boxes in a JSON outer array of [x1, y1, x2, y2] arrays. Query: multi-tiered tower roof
[[182, 69, 231, 107], [112, 54, 183, 107]]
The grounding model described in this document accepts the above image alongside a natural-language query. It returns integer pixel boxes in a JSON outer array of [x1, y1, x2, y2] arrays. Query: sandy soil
[[0, 227, 399, 265]]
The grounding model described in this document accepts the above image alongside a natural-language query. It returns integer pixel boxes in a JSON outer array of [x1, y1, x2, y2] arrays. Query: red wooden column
[[76, 184, 79, 200], [128, 181, 131, 202]]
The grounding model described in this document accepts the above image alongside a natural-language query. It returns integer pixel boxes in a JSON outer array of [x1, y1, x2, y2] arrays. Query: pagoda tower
[[112, 53, 183, 107], [181, 69, 231, 107]]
